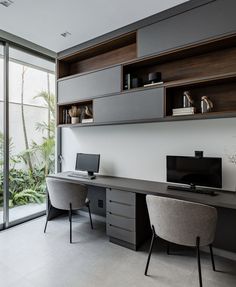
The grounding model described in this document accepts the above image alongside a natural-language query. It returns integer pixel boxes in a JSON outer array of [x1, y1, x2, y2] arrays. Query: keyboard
[[167, 185, 218, 196], [68, 172, 95, 180]]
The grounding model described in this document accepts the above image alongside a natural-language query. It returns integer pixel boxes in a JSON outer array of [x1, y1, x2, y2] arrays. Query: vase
[[71, 117, 79, 124]]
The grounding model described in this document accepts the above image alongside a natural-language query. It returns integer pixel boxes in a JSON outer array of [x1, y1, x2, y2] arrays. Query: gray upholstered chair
[[44, 178, 93, 243], [145, 195, 217, 287]]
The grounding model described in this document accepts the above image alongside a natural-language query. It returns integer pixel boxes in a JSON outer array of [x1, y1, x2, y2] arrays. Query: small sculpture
[[183, 91, 194, 108], [84, 106, 93, 118], [201, 96, 213, 113]]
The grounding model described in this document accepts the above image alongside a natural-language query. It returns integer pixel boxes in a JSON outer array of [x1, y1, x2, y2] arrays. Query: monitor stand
[[88, 171, 96, 180], [167, 184, 218, 196]]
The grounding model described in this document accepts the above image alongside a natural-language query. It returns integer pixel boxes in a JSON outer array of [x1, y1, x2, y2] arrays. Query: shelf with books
[[58, 100, 93, 126]]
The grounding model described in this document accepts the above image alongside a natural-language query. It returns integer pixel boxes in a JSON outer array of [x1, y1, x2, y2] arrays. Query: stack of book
[[82, 118, 93, 124], [62, 108, 71, 124], [143, 81, 164, 87], [172, 107, 195, 116]]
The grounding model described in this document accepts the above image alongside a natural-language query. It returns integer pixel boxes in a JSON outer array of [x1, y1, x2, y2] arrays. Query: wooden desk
[[48, 172, 236, 251]]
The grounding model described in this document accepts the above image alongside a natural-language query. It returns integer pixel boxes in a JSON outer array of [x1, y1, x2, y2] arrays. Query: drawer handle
[[109, 224, 132, 232], [108, 212, 133, 219], [109, 200, 132, 206]]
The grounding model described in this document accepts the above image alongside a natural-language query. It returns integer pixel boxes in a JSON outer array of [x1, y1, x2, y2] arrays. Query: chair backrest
[[46, 178, 88, 211], [146, 195, 217, 247]]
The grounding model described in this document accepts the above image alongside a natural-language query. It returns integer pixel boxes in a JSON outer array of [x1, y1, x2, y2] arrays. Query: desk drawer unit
[[107, 212, 136, 232], [106, 188, 136, 248]]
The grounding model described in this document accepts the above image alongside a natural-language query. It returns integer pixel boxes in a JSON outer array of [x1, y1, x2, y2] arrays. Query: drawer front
[[57, 66, 121, 104], [106, 223, 136, 244], [107, 212, 136, 232], [106, 188, 135, 205], [94, 87, 164, 123], [138, 0, 236, 57], [106, 200, 135, 219]]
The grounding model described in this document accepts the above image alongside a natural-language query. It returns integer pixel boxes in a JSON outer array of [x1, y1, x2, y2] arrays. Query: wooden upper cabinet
[[57, 66, 121, 104], [138, 0, 236, 57]]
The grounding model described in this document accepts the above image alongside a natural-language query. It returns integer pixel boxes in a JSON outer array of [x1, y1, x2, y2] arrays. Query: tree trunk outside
[[21, 66, 33, 173]]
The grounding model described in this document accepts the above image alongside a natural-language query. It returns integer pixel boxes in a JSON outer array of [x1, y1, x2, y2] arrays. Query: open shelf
[[58, 100, 93, 126], [122, 34, 236, 91], [165, 77, 236, 117], [58, 32, 137, 79], [57, 31, 236, 128]]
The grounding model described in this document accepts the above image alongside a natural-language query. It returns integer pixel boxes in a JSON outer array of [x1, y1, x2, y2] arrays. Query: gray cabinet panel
[[138, 0, 236, 57], [107, 213, 136, 232], [106, 223, 136, 244], [107, 201, 135, 219], [94, 88, 164, 123], [106, 188, 135, 205], [58, 66, 121, 104]]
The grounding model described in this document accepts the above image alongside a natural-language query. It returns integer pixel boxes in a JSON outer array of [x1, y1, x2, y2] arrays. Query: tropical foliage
[[0, 71, 55, 207]]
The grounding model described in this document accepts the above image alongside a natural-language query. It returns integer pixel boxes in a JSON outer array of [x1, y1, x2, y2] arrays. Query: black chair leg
[[209, 244, 216, 271], [145, 225, 156, 276], [44, 203, 52, 233], [87, 204, 93, 230], [69, 203, 72, 243], [196, 237, 203, 287], [167, 242, 170, 255]]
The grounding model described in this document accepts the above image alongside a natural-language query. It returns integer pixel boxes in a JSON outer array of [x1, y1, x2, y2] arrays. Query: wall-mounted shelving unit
[[56, 0, 236, 128]]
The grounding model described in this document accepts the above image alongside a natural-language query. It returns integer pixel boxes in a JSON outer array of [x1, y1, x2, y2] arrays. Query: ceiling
[[0, 0, 189, 53]]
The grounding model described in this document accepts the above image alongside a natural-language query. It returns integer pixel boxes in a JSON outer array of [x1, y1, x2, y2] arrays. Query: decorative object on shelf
[[124, 73, 131, 90], [85, 106, 93, 118], [69, 106, 81, 124], [172, 107, 196, 116], [148, 72, 162, 83], [144, 72, 163, 87], [201, 96, 213, 113], [195, 150, 204, 158], [81, 105, 94, 124], [131, 77, 141, 89], [183, 91, 194, 108]]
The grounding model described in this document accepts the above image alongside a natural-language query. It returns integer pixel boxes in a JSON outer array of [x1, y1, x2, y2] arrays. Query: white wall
[[62, 118, 236, 191]]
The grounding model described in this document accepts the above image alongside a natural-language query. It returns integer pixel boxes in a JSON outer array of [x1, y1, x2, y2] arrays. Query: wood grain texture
[[124, 46, 236, 85], [70, 43, 136, 75], [58, 32, 136, 78]]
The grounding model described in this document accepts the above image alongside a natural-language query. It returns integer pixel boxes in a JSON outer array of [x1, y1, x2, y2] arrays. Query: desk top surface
[[48, 172, 236, 210]]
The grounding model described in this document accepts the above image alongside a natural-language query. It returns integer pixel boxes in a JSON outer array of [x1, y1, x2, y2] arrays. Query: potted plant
[[69, 106, 81, 124]]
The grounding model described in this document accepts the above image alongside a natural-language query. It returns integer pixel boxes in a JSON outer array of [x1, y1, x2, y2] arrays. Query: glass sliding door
[[0, 43, 4, 227], [8, 47, 55, 223]]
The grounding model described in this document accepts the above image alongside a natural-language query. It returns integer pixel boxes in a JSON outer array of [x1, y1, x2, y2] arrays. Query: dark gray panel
[[107, 213, 136, 232], [106, 188, 135, 205], [94, 88, 164, 123], [57, 66, 121, 104], [81, 186, 106, 216], [107, 201, 135, 219], [138, 0, 236, 57], [214, 207, 236, 252], [106, 223, 136, 244]]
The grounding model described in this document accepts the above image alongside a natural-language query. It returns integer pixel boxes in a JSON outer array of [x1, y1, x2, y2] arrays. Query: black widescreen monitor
[[76, 153, 100, 176], [167, 156, 222, 189]]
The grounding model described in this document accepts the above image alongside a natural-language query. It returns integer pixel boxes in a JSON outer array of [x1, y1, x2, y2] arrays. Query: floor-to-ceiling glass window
[[0, 43, 4, 227], [8, 47, 55, 223]]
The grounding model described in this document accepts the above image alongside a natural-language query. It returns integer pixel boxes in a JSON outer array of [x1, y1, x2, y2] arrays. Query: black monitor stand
[[167, 183, 218, 196], [88, 171, 96, 179]]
